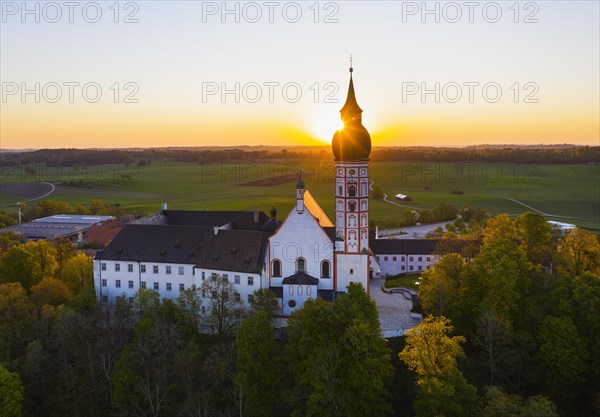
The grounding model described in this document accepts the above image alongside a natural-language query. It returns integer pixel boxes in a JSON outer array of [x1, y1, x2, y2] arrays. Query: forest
[[0, 212, 599, 417]]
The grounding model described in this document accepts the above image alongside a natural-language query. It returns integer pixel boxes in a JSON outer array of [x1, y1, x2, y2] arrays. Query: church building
[[93, 66, 436, 317]]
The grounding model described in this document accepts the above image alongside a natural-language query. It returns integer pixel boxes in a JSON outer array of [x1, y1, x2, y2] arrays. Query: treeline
[[1, 145, 598, 168]]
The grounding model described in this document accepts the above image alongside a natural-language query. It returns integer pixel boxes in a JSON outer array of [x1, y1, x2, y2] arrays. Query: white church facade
[[93, 66, 442, 317]]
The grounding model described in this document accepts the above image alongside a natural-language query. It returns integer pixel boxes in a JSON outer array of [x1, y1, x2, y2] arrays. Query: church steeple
[[332, 64, 372, 162], [340, 67, 363, 124]]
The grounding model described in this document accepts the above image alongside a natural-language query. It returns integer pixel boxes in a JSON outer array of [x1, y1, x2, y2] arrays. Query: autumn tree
[[0, 246, 38, 289], [59, 253, 93, 293], [483, 214, 517, 245], [400, 316, 478, 417], [557, 227, 600, 276], [419, 253, 464, 317], [22, 240, 58, 283], [515, 212, 553, 264], [30, 277, 72, 307]]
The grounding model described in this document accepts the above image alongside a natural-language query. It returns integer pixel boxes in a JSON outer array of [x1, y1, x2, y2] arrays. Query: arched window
[[349, 184, 356, 197], [296, 258, 305, 272], [272, 259, 281, 277], [321, 261, 330, 278], [349, 202, 356, 212], [338, 185, 343, 195]]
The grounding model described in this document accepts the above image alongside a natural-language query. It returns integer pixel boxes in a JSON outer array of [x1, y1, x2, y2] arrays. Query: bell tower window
[[348, 185, 356, 197], [349, 202, 356, 212]]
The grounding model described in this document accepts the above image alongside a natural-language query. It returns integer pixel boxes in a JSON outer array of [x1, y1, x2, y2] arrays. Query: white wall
[[282, 283, 317, 316], [375, 254, 439, 276], [268, 207, 334, 291], [336, 253, 369, 292]]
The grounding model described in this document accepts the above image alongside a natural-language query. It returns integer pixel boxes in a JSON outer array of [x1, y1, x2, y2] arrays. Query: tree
[[482, 385, 558, 417], [176, 285, 203, 332], [459, 239, 530, 334], [89, 199, 107, 215], [287, 283, 393, 417], [400, 316, 478, 417], [419, 253, 464, 317], [515, 212, 553, 264], [0, 364, 24, 417], [474, 309, 512, 385], [30, 277, 72, 307], [0, 246, 38, 289], [236, 311, 281, 417], [248, 288, 280, 316], [22, 240, 58, 283], [538, 316, 587, 406], [200, 275, 245, 338], [483, 214, 517, 245], [557, 228, 600, 276], [60, 253, 93, 293]]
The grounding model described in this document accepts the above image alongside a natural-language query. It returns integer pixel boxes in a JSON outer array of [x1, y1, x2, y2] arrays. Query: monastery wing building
[[94, 67, 441, 317]]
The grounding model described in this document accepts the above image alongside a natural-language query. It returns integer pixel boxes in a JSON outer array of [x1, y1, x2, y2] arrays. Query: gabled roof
[[370, 239, 440, 255], [282, 271, 319, 286], [84, 219, 123, 247], [95, 224, 268, 274]]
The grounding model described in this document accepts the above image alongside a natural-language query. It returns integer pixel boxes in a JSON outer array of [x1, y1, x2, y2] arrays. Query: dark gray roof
[[282, 271, 319, 286], [370, 239, 440, 255], [324, 227, 343, 242], [132, 210, 270, 231], [95, 224, 268, 274]]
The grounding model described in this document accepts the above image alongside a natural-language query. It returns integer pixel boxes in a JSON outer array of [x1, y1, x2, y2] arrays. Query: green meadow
[[1, 160, 598, 230]]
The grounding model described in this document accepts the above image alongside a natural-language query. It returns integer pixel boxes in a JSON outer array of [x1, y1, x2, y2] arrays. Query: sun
[[308, 109, 344, 144]]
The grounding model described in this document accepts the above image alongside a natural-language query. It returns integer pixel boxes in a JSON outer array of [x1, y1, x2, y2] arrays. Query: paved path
[[370, 278, 421, 336]]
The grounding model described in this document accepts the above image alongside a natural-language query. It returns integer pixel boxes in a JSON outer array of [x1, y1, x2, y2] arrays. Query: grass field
[[1, 160, 598, 230], [383, 274, 421, 290]]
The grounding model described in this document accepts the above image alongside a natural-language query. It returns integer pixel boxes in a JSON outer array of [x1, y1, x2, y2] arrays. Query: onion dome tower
[[333, 64, 371, 253]]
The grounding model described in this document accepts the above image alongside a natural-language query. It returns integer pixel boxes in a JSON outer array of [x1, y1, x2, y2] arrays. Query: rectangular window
[[153, 282, 159, 290], [418, 256, 423, 262], [223, 274, 228, 282], [153, 265, 158, 274], [128, 297, 133, 303], [202, 289, 206, 298], [128, 264, 133, 273], [418, 265, 422, 271], [384, 256, 388, 261], [141, 265, 146, 273], [392, 256, 397, 261], [350, 269, 354, 275], [116, 280, 121, 288], [101, 278, 107, 287], [211, 291, 217, 299], [101, 262, 106, 271], [247, 276, 254, 286], [401, 265, 406, 271], [202, 271, 205, 280], [166, 283, 172, 291], [179, 283, 185, 292], [166, 266, 171, 274], [128, 280, 134, 289], [409, 256, 414, 262], [115, 263, 120, 272], [427, 256, 431, 262], [141, 281, 146, 289], [201, 306, 206, 314], [235, 275, 240, 284], [410, 265, 414, 271], [102, 295, 108, 303], [235, 293, 241, 302], [179, 266, 184, 275], [247, 294, 252, 303], [401, 256, 405, 261], [211, 273, 218, 281]]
